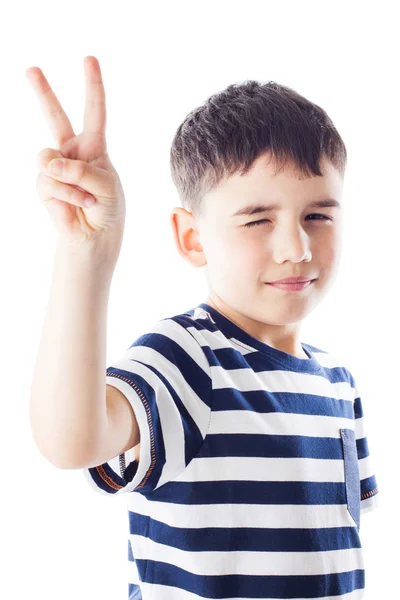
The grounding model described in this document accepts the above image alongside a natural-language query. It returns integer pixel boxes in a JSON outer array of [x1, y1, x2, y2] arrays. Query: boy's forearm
[[29, 240, 113, 469]]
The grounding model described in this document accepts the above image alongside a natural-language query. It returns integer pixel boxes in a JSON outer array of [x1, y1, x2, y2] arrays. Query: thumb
[[46, 157, 118, 199], [36, 148, 118, 199], [36, 147, 65, 171]]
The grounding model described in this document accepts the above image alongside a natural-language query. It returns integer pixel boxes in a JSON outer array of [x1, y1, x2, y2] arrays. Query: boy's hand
[[26, 56, 126, 259]]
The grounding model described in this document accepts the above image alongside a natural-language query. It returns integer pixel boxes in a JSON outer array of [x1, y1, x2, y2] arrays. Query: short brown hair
[[169, 80, 347, 220]]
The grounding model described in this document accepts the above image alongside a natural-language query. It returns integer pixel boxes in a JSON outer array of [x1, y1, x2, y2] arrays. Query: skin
[[170, 152, 345, 359]]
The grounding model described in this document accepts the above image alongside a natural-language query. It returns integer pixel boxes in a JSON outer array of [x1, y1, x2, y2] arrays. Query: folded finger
[[37, 172, 95, 209]]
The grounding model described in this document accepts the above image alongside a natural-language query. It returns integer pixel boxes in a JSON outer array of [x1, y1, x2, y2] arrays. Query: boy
[[28, 56, 379, 600]]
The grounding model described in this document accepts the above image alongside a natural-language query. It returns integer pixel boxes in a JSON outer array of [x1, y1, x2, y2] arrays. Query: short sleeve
[[82, 316, 212, 496], [353, 385, 379, 515]]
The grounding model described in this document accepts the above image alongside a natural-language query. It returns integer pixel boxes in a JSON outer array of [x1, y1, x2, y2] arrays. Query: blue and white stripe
[[83, 302, 379, 599]]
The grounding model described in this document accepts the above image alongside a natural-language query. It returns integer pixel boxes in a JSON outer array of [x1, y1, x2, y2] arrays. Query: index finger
[[25, 66, 75, 148]]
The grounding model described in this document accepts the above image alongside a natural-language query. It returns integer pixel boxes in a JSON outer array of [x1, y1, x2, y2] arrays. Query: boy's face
[[170, 151, 344, 351]]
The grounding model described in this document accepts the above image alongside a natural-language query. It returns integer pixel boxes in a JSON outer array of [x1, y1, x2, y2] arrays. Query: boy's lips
[[266, 279, 316, 291], [268, 276, 316, 284]]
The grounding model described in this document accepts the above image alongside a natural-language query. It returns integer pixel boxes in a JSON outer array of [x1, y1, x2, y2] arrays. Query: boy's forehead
[[202, 154, 344, 218]]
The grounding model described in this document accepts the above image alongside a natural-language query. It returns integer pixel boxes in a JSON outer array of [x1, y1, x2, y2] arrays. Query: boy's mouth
[[266, 279, 316, 292], [269, 276, 316, 284]]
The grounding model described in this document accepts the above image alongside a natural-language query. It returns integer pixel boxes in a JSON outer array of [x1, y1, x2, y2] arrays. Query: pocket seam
[[340, 427, 361, 529]]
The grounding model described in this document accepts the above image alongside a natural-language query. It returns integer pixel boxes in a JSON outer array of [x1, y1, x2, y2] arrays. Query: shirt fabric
[[83, 302, 379, 600]]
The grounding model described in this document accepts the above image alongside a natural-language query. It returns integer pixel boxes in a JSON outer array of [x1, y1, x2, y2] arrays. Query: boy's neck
[[204, 295, 309, 359]]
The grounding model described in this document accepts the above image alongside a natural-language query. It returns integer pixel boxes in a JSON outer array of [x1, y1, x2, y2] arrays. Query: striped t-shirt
[[83, 302, 379, 600]]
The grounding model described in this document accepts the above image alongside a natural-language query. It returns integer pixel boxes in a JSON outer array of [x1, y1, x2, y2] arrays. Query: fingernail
[[50, 160, 63, 175], [84, 196, 95, 208]]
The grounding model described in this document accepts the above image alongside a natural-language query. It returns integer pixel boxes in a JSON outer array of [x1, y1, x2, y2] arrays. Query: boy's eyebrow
[[231, 198, 341, 217]]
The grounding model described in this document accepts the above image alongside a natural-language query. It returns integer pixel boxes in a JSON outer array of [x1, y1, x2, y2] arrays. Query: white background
[[0, 1, 397, 598]]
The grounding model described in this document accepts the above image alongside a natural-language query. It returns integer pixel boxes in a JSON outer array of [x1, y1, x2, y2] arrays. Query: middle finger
[[83, 56, 107, 137]]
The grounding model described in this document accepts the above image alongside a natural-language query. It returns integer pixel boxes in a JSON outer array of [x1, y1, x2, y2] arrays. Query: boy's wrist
[[55, 235, 117, 288]]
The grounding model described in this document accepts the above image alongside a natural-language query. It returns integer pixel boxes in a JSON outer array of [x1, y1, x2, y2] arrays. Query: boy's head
[[169, 80, 346, 350]]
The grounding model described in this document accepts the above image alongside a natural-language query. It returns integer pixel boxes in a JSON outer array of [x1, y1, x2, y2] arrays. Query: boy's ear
[[169, 207, 207, 267]]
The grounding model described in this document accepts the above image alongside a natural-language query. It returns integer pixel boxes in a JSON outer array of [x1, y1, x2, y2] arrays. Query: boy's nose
[[272, 229, 312, 264]]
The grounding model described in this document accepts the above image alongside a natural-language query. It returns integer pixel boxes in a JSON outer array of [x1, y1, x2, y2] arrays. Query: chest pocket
[[340, 428, 361, 530]]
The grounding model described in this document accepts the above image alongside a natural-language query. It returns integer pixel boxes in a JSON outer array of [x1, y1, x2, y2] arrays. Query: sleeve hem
[[360, 490, 379, 514], [82, 374, 153, 495], [106, 373, 154, 493], [360, 485, 378, 501]]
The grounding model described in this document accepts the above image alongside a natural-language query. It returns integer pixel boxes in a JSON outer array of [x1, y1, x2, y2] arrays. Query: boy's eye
[[244, 214, 332, 228], [244, 219, 270, 228]]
